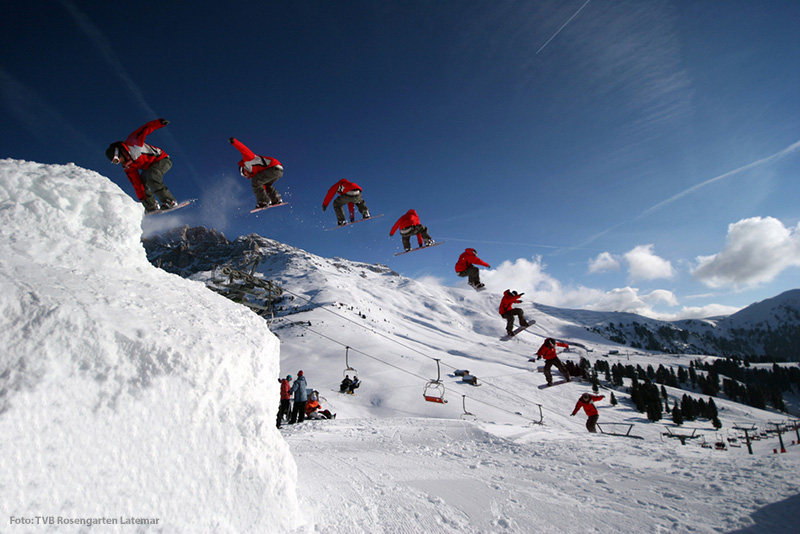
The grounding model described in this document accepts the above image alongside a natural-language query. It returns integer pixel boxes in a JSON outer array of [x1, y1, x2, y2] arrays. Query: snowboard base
[[145, 199, 196, 216], [500, 320, 536, 341], [250, 202, 289, 214], [393, 241, 446, 256], [325, 213, 384, 231]]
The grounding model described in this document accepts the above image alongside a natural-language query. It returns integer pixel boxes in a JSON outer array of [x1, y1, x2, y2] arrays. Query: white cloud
[[588, 252, 620, 273], [692, 217, 800, 288], [474, 255, 741, 321], [643, 289, 679, 307], [624, 244, 675, 281]]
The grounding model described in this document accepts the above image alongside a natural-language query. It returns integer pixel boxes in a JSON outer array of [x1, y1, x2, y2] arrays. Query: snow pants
[[399, 224, 432, 250], [252, 166, 283, 205], [586, 414, 599, 433], [333, 191, 369, 223], [141, 156, 176, 211], [276, 398, 291, 427], [543, 356, 570, 386], [457, 265, 481, 286], [502, 309, 527, 335], [289, 400, 307, 424]]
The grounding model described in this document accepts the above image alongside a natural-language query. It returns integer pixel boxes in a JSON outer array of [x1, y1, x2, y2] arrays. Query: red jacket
[[499, 290, 522, 316], [322, 179, 362, 208], [536, 339, 570, 360], [455, 248, 489, 273], [119, 119, 170, 200], [390, 209, 421, 236], [279, 379, 291, 400], [230, 137, 282, 179], [572, 395, 604, 416]]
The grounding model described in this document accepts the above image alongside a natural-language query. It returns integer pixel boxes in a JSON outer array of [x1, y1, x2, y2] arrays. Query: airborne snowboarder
[[228, 137, 284, 210], [106, 118, 178, 213], [499, 289, 529, 337], [322, 178, 371, 225], [390, 209, 434, 252], [455, 248, 490, 290], [536, 337, 571, 387]]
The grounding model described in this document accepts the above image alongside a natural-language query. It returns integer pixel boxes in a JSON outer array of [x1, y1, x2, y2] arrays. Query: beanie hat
[[298, 370, 303, 376], [286, 375, 292, 381]]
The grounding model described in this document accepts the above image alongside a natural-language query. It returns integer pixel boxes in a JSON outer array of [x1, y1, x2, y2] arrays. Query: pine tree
[[712, 415, 722, 430], [672, 403, 684, 426]]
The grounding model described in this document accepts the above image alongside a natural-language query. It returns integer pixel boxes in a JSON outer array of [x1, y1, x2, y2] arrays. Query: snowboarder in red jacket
[[229, 137, 283, 209], [571, 392, 605, 433], [455, 248, 490, 290], [106, 119, 178, 213], [499, 290, 530, 337], [390, 209, 434, 252], [322, 179, 371, 225], [536, 337, 571, 386]]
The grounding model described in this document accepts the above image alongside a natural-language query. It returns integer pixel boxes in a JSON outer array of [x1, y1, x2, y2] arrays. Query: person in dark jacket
[[499, 290, 529, 337], [455, 248, 490, 290], [276, 375, 292, 428], [571, 393, 605, 433], [288, 371, 308, 424]]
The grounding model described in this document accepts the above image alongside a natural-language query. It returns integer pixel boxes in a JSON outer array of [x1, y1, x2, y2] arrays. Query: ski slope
[[1, 159, 798, 533]]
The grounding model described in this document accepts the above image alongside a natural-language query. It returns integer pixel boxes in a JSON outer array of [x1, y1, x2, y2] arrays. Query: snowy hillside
[[0, 160, 303, 533], [145, 223, 800, 532], [2, 159, 799, 534]]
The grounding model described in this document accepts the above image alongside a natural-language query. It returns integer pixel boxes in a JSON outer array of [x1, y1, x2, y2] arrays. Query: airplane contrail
[[536, 0, 592, 55], [637, 138, 800, 219]]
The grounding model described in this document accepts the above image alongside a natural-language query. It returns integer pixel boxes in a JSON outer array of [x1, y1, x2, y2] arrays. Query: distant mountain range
[[143, 226, 800, 361]]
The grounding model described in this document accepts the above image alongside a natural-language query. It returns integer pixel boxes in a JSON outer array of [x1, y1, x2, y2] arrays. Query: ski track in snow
[[284, 418, 799, 534]]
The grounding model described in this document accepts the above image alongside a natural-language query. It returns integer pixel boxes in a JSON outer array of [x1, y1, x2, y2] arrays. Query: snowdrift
[[0, 159, 302, 533]]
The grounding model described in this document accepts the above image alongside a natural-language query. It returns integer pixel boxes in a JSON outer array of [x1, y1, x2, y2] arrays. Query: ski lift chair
[[423, 358, 448, 404], [342, 346, 358, 378]]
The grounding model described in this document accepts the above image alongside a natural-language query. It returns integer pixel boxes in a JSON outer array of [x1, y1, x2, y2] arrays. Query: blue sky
[[2, 0, 798, 320]]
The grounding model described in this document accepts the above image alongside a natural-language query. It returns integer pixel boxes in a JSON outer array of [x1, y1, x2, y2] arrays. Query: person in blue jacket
[[288, 371, 308, 424]]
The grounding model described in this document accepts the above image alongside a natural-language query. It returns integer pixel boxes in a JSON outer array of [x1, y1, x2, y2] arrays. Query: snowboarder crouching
[[455, 248, 490, 290], [322, 178, 371, 225], [229, 137, 284, 209], [499, 290, 529, 337], [106, 118, 178, 213], [571, 393, 605, 433], [537, 338, 571, 386], [390, 209, 434, 252]]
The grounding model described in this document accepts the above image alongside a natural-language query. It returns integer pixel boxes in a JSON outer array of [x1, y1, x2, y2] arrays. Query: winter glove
[[229, 137, 235, 144], [160, 119, 170, 126], [322, 205, 327, 211]]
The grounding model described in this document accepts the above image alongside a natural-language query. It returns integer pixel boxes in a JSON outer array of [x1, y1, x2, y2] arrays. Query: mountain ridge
[[143, 225, 800, 360]]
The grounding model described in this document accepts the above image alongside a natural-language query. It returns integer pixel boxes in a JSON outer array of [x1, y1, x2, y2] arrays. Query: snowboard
[[325, 213, 384, 231], [145, 198, 195, 216], [250, 202, 289, 214], [538, 379, 572, 389], [393, 241, 446, 256], [500, 320, 536, 341]]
